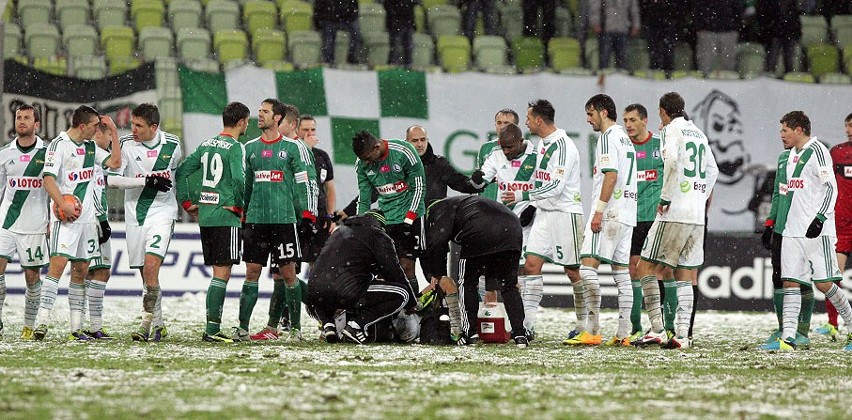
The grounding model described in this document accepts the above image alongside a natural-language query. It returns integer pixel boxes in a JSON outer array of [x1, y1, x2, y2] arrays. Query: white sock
[[675, 281, 693, 338], [613, 271, 633, 339], [825, 283, 852, 327], [580, 266, 600, 335], [641, 275, 663, 333], [520, 275, 543, 331], [86, 279, 107, 332], [24, 280, 41, 328], [571, 280, 587, 332], [782, 288, 801, 341], [69, 282, 86, 332], [36, 275, 60, 326], [0, 274, 6, 321], [154, 288, 163, 327]]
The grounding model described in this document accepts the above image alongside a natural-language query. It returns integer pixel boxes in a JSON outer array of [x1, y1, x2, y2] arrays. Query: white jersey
[[43, 131, 111, 224], [107, 131, 182, 226], [480, 140, 537, 216], [593, 124, 637, 227], [658, 117, 718, 225], [93, 161, 107, 220], [527, 128, 583, 213], [0, 137, 49, 234], [782, 137, 837, 237]]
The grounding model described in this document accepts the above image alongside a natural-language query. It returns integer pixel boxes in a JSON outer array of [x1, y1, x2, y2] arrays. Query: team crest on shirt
[[278, 151, 287, 160], [653, 150, 661, 159], [392, 163, 402, 173]]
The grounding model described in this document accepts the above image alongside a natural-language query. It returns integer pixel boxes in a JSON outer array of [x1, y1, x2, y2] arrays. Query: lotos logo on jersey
[[499, 182, 533, 192], [254, 170, 284, 182], [8, 176, 42, 190], [199, 192, 219, 204], [637, 170, 658, 182], [787, 178, 805, 190], [19, 155, 30, 162], [375, 181, 408, 195], [534, 169, 551, 182], [67, 168, 94, 182]]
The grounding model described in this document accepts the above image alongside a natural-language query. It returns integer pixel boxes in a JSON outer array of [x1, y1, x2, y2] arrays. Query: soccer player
[[34, 105, 121, 341], [763, 111, 852, 351], [633, 92, 718, 349], [564, 94, 637, 346], [235, 99, 317, 342], [353, 130, 426, 296], [296, 115, 335, 275], [623, 104, 675, 341], [502, 99, 586, 341], [476, 109, 520, 202], [175, 102, 248, 343], [0, 104, 48, 340], [106, 103, 180, 342]]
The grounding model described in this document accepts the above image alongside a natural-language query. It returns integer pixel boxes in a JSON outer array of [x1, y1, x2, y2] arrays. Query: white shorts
[[126, 221, 175, 268], [781, 236, 842, 285], [640, 220, 704, 268], [49, 221, 100, 261], [0, 228, 48, 268], [580, 220, 633, 266], [525, 210, 583, 267], [90, 238, 112, 270]]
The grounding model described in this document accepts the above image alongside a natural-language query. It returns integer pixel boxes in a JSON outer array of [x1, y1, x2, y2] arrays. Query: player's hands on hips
[[145, 174, 173, 192], [591, 212, 603, 233], [805, 217, 824, 238]]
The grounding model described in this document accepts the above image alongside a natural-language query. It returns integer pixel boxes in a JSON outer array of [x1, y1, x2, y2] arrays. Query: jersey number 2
[[200, 152, 224, 188]]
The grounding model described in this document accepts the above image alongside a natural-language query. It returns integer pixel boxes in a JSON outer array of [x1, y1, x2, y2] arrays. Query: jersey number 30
[[200, 152, 224, 188]]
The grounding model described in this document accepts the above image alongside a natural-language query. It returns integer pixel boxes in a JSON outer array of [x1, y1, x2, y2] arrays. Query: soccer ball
[[53, 194, 82, 222]]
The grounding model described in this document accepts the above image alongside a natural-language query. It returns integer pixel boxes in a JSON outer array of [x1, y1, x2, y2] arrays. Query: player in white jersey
[[472, 123, 541, 336], [106, 104, 179, 342], [565, 94, 637, 346], [763, 111, 852, 351], [501, 99, 586, 340], [33, 105, 121, 341], [0, 105, 49, 340], [634, 92, 718, 349]]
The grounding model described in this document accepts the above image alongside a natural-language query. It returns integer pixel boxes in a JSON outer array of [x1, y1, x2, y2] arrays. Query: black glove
[[98, 220, 112, 244], [145, 175, 172, 192], [519, 205, 537, 227], [760, 226, 773, 250], [299, 217, 318, 239], [471, 169, 485, 185], [805, 217, 824, 238]]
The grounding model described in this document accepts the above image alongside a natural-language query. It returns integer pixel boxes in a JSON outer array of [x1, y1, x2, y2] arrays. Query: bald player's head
[[498, 123, 525, 160]]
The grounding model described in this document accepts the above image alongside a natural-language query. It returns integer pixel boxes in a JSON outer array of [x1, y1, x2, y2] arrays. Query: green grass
[[0, 295, 850, 419]]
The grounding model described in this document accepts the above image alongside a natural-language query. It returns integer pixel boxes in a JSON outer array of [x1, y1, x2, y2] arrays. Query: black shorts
[[242, 223, 301, 266], [299, 223, 331, 263], [631, 221, 654, 256], [384, 219, 424, 260], [200, 226, 242, 266], [458, 250, 521, 291]]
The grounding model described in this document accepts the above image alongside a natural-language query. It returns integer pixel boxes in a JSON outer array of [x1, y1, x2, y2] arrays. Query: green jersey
[[356, 139, 425, 224], [768, 149, 791, 234], [290, 137, 318, 217], [633, 132, 664, 222], [176, 133, 245, 227], [244, 134, 318, 224], [476, 140, 500, 201]]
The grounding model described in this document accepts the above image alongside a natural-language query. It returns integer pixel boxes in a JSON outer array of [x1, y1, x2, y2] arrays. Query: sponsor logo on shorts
[[376, 181, 408, 194], [254, 170, 284, 182], [147, 150, 158, 158], [67, 168, 94, 182], [637, 170, 658, 182], [8, 176, 43, 189], [199, 192, 220, 204], [787, 178, 805, 190], [19, 155, 30, 162]]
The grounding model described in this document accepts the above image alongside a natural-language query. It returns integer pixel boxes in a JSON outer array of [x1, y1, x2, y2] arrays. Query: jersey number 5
[[200, 152, 224, 188]]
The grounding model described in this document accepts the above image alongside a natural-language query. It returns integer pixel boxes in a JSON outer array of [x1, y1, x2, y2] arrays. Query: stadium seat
[[436, 34, 470, 73], [139, 27, 174, 60], [806, 43, 839, 79], [70, 55, 108, 79], [414, 5, 426, 33], [206, 0, 240, 33], [583, 38, 600, 70], [213, 29, 248, 64], [243, 0, 277, 36], [800, 15, 829, 48], [547, 37, 581, 72], [279, 0, 313, 34], [412, 32, 435, 69], [33, 56, 67, 76], [18, 0, 52, 27], [513, 36, 545, 72], [332, 31, 351, 66], [184, 57, 220, 72], [100, 25, 135, 61], [109, 56, 142, 75], [261, 60, 295, 72], [782, 71, 816, 83], [670, 70, 703, 79], [177, 27, 211, 60], [558, 67, 593, 76], [673, 42, 695, 71], [169, 0, 203, 32], [93, 0, 128, 28], [359, 3, 386, 34], [819, 72, 851, 84], [63, 24, 99, 58], [4, 22, 22, 59], [252, 29, 286, 65], [287, 29, 321, 68], [155, 57, 180, 95], [2, 1, 12, 22], [473, 35, 511, 72], [497, 1, 523, 42], [55, 0, 90, 31], [362, 31, 390, 68], [24, 22, 60, 59], [736, 42, 766, 78], [427, 5, 462, 37], [131, 0, 165, 32], [627, 38, 650, 72]]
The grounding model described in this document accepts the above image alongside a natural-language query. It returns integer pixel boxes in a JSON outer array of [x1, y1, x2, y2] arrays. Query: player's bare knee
[[244, 263, 262, 282], [24, 268, 40, 286], [439, 276, 458, 293]]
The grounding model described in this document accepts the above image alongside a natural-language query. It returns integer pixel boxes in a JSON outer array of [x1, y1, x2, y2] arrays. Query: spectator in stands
[[523, 0, 557, 44], [385, 0, 416, 67], [641, 0, 684, 75], [590, 0, 641, 70], [818, 0, 852, 17], [755, 0, 801, 75], [461, 0, 498, 40], [692, 0, 744, 75], [315, 0, 362, 65], [576, 0, 591, 68]]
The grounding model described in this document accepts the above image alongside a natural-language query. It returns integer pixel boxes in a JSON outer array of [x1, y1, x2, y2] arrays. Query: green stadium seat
[[213, 29, 248, 64], [412, 32, 434, 69], [177, 27, 211, 60], [414, 5, 425, 33], [252, 29, 286, 65], [159, 88, 183, 133], [800, 15, 829, 48], [279, 1, 313, 34], [332, 31, 351, 66], [132, 0, 165, 32], [834, 27, 852, 50], [497, 1, 523, 42], [93, 0, 128, 28], [584, 38, 599, 70], [33, 56, 67, 76], [184, 57, 220, 72], [736, 42, 766, 78], [628, 38, 649, 72], [25, 22, 60, 58], [261, 60, 294, 71], [362, 31, 390, 68], [206, 0, 240, 33], [287, 29, 321, 68], [473, 35, 509, 71], [359, 3, 386, 34], [783, 71, 816, 83], [427, 5, 461, 37], [2, 2, 12, 22], [4, 22, 21, 59], [436, 34, 470, 73], [806, 43, 839, 79], [243, 0, 277, 36], [109, 56, 142, 75], [63, 24, 99, 58], [169, 0, 203, 31], [512, 36, 545, 73], [555, 6, 573, 37], [55, 0, 90, 31], [670, 70, 704, 79], [139, 27, 174, 60], [100, 25, 135, 60], [548, 37, 581, 72], [559, 67, 593, 76], [674, 42, 695, 71], [70, 55, 107, 79], [819, 72, 851, 84], [18, 0, 52, 27], [422, 0, 448, 9], [155, 57, 180, 95]]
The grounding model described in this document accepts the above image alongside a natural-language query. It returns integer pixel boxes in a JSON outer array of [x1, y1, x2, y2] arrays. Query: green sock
[[662, 279, 677, 332], [285, 280, 303, 331], [267, 280, 286, 328], [238, 281, 259, 331], [630, 280, 643, 333], [773, 288, 784, 330], [798, 285, 814, 336], [206, 278, 228, 335]]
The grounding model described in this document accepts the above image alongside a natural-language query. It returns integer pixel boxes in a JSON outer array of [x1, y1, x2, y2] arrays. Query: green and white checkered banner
[[180, 65, 852, 232]]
